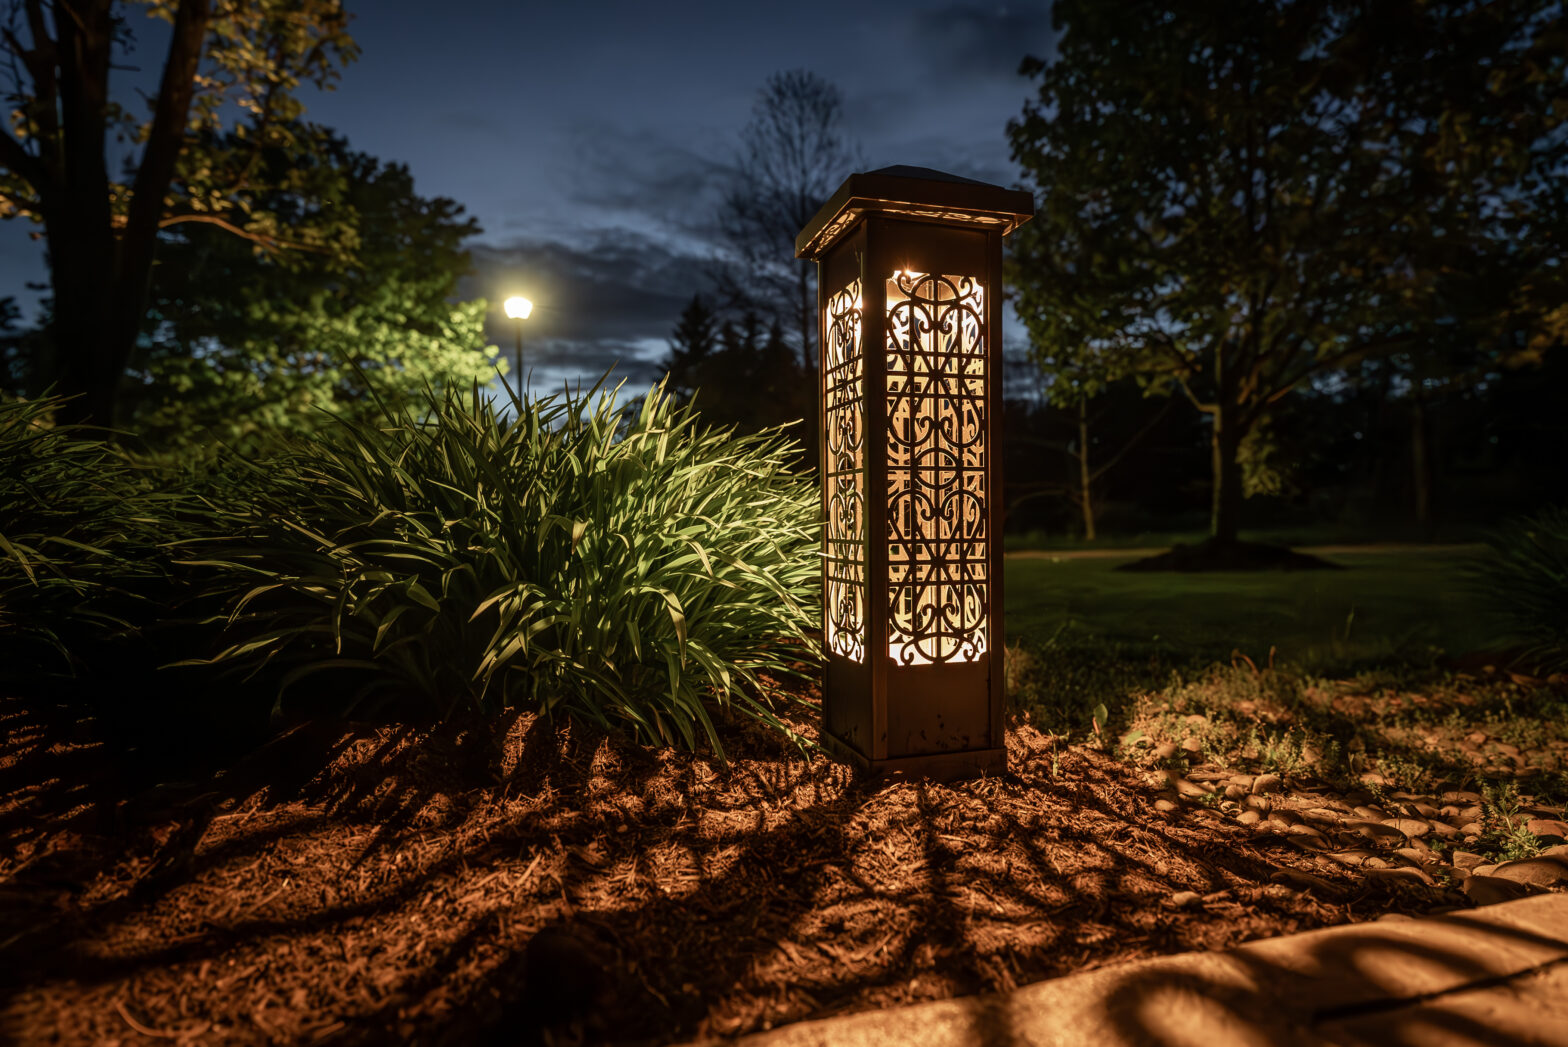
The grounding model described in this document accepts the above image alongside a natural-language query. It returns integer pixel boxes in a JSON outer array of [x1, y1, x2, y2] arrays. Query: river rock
[[1268, 868, 1344, 897], [1365, 866, 1434, 887], [1526, 818, 1568, 840], [1382, 817, 1432, 839], [1465, 874, 1540, 906], [1486, 855, 1568, 887], [1450, 850, 1487, 871], [1346, 819, 1406, 843]]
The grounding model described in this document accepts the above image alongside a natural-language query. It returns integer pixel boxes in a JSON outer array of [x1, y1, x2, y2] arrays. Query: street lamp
[[796, 165, 1033, 781], [503, 295, 533, 395]]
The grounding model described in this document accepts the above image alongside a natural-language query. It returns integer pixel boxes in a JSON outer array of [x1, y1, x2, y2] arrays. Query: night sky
[[1, 1, 1055, 393]]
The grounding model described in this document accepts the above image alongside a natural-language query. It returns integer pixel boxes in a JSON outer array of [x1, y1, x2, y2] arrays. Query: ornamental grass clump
[[1466, 508, 1568, 675], [0, 394, 176, 676], [184, 380, 820, 756]]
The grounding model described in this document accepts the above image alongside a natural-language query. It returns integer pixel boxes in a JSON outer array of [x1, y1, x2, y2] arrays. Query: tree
[[0, 0, 357, 427], [1005, 335, 1177, 540], [124, 133, 498, 449], [719, 70, 858, 376], [663, 293, 719, 401], [1007, 0, 1565, 547], [661, 299, 809, 463]]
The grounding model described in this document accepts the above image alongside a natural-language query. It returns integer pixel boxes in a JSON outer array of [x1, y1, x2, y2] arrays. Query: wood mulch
[[0, 678, 1462, 1046]]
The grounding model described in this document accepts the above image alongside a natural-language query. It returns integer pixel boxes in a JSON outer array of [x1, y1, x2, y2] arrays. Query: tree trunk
[[49, 0, 211, 429], [49, 1, 117, 427], [1077, 397, 1096, 541], [795, 258, 814, 374], [1410, 389, 1431, 531], [1210, 357, 1243, 544], [795, 257, 819, 472]]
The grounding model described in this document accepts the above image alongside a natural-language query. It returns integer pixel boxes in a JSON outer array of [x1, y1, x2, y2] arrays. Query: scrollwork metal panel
[[885, 271, 987, 665], [824, 280, 866, 662]]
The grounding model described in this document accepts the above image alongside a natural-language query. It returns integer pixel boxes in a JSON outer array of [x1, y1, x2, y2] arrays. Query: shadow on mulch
[[0, 678, 1457, 1046]]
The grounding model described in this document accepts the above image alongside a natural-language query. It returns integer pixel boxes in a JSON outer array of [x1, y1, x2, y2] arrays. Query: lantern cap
[[795, 165, 1035, 261]]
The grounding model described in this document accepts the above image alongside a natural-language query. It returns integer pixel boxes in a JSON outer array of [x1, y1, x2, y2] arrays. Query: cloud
[[898, 4, 1059, 83], [466, 227, 729, 385], [557, 121, 736, 246]]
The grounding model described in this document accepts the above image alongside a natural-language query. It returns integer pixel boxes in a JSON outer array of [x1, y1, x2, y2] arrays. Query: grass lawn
[[1004, 548, 1494, 671], [1002, 523, 1491, 552]]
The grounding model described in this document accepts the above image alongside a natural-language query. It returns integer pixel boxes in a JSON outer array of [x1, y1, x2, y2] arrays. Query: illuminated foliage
[[127, 134, 499, 452], [0, 0, 358, 426]]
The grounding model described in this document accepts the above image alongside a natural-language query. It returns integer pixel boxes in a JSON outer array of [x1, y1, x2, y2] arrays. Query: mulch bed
[[0, 679, 1461, 1046]]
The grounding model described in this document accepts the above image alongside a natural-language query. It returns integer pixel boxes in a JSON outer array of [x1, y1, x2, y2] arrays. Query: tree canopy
[[1007, 0, 1566, 544], [124, 132, 498, 451], [0, 0, 358, 425]]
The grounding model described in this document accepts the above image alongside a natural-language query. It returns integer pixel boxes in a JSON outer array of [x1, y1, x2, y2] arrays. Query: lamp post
[[796, 166, 1033, 781], [503, 295, 533, 396]]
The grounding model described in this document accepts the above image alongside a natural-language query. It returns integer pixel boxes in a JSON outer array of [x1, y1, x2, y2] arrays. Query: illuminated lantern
[[796, 166, 1033, 779]]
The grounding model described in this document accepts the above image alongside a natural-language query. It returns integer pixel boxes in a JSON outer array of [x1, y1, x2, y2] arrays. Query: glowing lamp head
[[503, 296, 533, 320]]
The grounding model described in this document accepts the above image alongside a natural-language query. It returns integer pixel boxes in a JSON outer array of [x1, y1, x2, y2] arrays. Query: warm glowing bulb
[[504, 296, 533, 320]]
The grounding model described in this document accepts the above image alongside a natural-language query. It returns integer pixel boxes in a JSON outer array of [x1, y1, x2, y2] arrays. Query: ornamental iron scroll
[[824, 280, 866, 662], [885, 271, 987, 666]]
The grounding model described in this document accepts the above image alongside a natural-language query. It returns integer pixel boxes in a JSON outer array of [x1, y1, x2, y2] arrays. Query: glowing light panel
[[824, 280, 866, 662], [885, 271, 987, 665]]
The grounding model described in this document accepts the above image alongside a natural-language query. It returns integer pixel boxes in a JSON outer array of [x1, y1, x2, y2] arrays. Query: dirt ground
[[0, 673, 1517, 1046]]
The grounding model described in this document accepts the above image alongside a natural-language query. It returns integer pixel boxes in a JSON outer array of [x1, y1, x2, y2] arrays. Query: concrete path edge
[[726, 894, 1568, 1047]]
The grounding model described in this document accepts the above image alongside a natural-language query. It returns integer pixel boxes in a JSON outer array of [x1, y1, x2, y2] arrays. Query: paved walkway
[[1007, 543, 1485, 561], [733, 894, 1568, 1046]]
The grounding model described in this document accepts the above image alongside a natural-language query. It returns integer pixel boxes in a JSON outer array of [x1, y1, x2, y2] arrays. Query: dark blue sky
[[1, 1, 1054, 392]]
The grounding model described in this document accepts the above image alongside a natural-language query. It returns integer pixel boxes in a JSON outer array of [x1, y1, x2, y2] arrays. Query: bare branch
[[120, 0, 211, 283], [154, 212, 332, 253]]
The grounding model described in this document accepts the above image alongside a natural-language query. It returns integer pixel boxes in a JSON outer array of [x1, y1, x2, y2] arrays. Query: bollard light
[[796, 166, 1033, 780]]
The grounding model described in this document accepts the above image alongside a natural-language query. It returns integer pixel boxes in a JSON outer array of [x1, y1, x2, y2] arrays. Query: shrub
[[182, 379, 820, 756], [0, 394, 176, 678], [1466, 508, 1568, 675]]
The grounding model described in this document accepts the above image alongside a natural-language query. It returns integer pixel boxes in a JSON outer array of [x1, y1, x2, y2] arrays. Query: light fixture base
[[819, 731, 1007, 783]]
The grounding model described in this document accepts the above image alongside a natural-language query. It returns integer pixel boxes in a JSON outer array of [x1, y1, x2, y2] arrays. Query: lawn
[[1005, 548, 1493, 671]]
